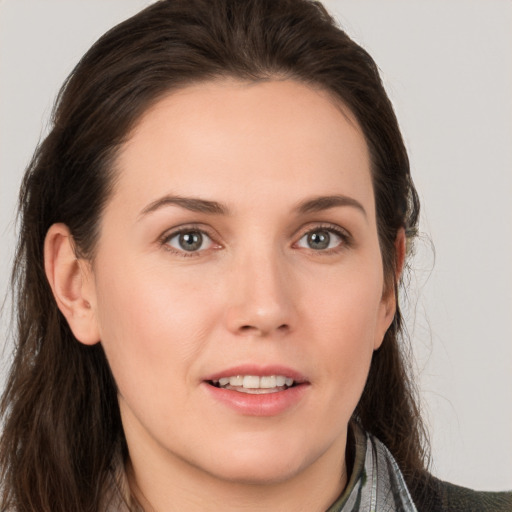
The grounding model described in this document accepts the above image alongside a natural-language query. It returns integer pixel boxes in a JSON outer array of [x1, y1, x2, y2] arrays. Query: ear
[[374, 228, 406, 350], [44, 223, 100, 345], [394, 227, 406, 281]]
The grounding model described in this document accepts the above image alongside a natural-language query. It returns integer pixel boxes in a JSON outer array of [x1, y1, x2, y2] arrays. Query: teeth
[[243, 375, 260, 389], [230, 375, 243, 386], [260, 376, 276, 388], [213, 375, 296, 390]]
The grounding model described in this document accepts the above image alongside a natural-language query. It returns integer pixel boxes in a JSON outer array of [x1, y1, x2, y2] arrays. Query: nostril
[[237, 324, 289, 335]]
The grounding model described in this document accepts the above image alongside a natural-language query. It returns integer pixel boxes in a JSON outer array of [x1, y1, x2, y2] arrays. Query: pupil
[[308, 231, 330, 250], [179, 231, 202, 251]]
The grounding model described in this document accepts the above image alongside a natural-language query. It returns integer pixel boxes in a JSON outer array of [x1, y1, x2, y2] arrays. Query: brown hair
[[1, 0, 427, 510]]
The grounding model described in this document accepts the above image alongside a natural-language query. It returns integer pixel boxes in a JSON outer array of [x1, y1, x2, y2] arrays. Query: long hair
[[1, 1, 427, 510]]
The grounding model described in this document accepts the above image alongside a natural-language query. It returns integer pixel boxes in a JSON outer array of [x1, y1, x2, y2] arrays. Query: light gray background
[[1, 0, 511, 491]]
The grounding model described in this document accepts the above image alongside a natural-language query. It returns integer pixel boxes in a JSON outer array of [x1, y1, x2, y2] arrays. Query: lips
[[203, 365, 309, 416]]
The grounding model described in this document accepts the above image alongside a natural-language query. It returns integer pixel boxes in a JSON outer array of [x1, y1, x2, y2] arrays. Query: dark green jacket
[[413, 475, 512, 511]]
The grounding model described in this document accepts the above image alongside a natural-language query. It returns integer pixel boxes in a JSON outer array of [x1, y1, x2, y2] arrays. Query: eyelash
[[160, 224, 218, 258], [159, 223, 352, 258], [294, 223, 352, 254]]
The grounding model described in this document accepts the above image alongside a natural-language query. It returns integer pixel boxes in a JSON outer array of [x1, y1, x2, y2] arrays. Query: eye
[[165, 229, 213, 253], [296, 228, 346, 251]]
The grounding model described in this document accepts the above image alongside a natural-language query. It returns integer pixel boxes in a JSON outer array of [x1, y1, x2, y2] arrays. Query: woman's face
[[82, 79, 395, 485]]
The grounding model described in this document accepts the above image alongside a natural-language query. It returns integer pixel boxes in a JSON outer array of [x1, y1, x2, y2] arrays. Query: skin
[[45, 79, 402, 511]]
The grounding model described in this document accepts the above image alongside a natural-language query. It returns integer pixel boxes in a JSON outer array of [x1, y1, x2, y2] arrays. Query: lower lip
[[202, 382, 309, 416]]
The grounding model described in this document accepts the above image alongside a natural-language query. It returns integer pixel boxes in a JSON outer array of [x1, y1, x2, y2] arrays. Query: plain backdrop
[[1, 0, 511, 491]]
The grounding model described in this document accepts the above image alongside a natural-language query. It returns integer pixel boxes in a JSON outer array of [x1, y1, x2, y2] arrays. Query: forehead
[[111, 79, 374, 217]]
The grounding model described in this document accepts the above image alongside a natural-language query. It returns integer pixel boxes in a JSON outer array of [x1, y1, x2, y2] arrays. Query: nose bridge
[[224, 239, 295, 336]]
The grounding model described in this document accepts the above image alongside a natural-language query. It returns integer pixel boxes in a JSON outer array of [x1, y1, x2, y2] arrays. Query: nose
[[223, 249, 297, 338]]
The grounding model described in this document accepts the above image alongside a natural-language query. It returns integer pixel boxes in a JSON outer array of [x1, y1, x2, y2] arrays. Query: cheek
[[316, 295, 379, 384], [92, 259, 216, 396], [306, 261, 384, 392], [308, 256, 384, 338]]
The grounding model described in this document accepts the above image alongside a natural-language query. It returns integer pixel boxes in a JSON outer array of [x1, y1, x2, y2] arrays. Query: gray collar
[[327, 424, 418, 511]]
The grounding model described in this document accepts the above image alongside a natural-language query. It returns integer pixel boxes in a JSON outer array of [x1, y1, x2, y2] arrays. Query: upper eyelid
[[293, 222, 351, 240], [160, 223, 218, 242]]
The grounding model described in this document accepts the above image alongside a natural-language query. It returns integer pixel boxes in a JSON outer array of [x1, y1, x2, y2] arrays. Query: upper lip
[[203, 365, 308, 383]]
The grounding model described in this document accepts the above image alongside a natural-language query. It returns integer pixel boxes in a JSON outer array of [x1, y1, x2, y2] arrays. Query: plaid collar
[[327, 423, 418, 511]]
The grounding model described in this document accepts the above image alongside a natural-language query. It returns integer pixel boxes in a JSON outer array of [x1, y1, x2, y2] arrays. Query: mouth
[[203, 367, 309, 415], [207, 375, 298, 394]]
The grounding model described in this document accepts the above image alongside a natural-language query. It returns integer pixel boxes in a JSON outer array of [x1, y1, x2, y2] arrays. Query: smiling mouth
[[207, 375, 298, 394]]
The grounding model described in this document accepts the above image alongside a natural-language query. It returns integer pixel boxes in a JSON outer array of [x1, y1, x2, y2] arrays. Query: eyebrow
[[294, 194, 367, 218], [139, 195, 229, 218], [138, 193, 366, 219]]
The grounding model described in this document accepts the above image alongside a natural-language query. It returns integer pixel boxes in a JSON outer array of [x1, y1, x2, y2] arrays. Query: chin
[[212, 461, 304, 486], [201, 442, 311, 485]]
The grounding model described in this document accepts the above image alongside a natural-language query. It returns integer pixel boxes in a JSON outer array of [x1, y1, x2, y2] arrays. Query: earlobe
[[374, 228, 407, 350], [44, 223, 100, 345]]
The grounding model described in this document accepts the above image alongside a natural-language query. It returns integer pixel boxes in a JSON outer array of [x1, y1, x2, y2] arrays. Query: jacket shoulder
[[439, 479, 512, 512], [413, 474, 512, 512]]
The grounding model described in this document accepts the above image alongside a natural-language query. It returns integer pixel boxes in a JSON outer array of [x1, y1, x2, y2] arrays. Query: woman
[[0, 0, 510, 510]]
